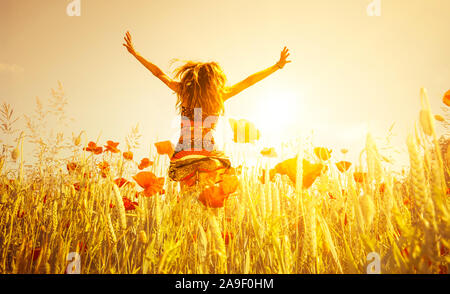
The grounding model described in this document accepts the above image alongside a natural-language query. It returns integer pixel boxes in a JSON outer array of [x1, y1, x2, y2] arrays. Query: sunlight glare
[[252, 89, 301, 141]]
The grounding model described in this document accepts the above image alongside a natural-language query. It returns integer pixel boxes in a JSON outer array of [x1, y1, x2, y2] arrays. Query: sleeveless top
[[172, 106, 220, 160]]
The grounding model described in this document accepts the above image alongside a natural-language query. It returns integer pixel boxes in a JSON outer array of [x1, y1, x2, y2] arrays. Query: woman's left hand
[[123, 31, 137, 56], [276, 46, 291, 69]]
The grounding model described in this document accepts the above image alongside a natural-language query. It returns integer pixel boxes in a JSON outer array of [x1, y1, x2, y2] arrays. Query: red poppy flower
[[83, 141, 97, 152], [267, 157, 327, 189], [114, 177, 135, 188], [440, 243, 449, 257], [335, 161, 351, 173], [154, 141, 174, 157], [138, 158, 153, 170], [123, 151, 133, 161], [403, 197, 410, 206], [344, 213, 348, 226], [83, 172, 93, 179], [76, 242, 87, 253], [328, 192, 336, 200], [67, 162, 78, 172], [353, 172, 367, 184], [104, 140, 120, 153], [379, 183, 386, 194], [31, 247, 41, 261], [443, 89, 450, 107], [198, 186, 230, 208], [73, 182, 81, 191], [114, 177, 127, 188], [220, 174, 239, 195], [98, 161, 110, 178], [98, 161, 110, 171], [63, 221, 70, 230], [221, 231, 234, 245], [132, 171, 165, 197], [122, 197, 138, 211], [17, 211, 25, 218], [83, 141, 103, 154], [314, 147, 332, 161], [93, 146, 103, 155]]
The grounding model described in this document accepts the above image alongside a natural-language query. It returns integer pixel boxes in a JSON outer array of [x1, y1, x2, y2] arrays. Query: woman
[[123, 31, 291, 198]]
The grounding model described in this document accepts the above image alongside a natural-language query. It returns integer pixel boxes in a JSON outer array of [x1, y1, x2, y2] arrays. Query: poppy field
[[0, 88, 449, 274]]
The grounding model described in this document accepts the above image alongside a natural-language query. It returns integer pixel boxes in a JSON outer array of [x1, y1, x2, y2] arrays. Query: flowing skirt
[[168, 151, 233, 189]]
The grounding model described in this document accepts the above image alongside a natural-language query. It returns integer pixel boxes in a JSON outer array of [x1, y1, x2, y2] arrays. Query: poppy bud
[[314, 147, 332, 161], [123, 151, 133, 161], [434, 114, 445, 122], [11, 147, 18, 161], [74, 134, 81, 146], [138, 230, 148, 244], [260, 147, 277, 158]]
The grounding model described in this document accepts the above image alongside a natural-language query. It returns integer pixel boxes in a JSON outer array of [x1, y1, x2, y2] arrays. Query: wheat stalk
[[112, 184, 127, 231], [106, 213, 117, 244]]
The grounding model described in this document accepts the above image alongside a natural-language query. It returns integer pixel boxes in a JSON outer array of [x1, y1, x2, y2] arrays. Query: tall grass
[[0, 87, 448, 274]]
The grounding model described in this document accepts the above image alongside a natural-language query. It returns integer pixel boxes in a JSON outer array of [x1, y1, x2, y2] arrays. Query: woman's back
[[172, 105, 220, 159]]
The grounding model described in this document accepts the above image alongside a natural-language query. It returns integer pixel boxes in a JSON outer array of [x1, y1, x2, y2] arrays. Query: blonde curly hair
[[172, 61, 227, 115]]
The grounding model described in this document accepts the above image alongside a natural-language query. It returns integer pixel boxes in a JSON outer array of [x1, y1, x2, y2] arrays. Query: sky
[[1, 0, 449, 170]]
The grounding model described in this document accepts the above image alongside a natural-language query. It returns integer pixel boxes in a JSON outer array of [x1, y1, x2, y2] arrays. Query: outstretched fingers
[[281, 47, 290, 58], [122, 31, 136, 55], [277, 47, 291, 68], [124, 31, 133, 46], [124, 37, 131, 46], [281, 47, 291, 60]]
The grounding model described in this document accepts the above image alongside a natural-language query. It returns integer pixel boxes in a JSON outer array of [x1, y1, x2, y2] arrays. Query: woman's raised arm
[[123, 31, 179, 93], [223, 47, 291, 101]]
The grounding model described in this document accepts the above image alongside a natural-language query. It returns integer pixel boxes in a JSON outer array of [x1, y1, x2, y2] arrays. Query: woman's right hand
[[123, 31, 137, 56]]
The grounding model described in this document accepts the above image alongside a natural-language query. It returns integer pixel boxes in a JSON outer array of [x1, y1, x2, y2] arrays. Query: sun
[[252, 89, 300, 137]]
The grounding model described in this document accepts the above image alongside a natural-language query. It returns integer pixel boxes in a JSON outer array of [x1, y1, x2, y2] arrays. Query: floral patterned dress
[[168, 106, 234, 190]]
